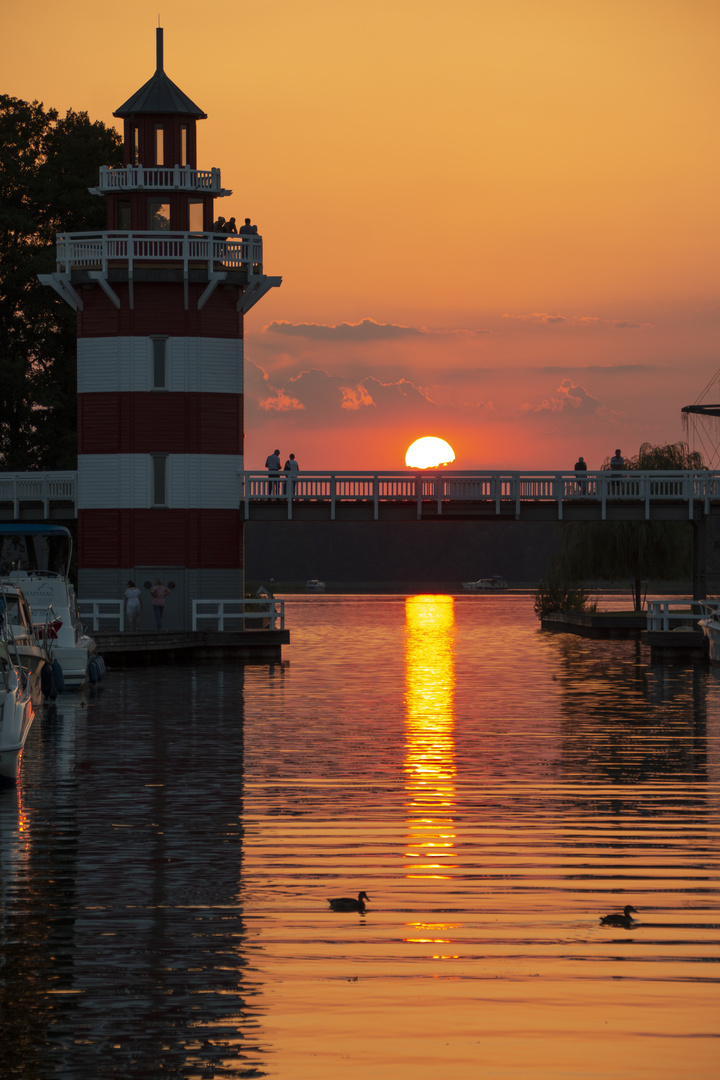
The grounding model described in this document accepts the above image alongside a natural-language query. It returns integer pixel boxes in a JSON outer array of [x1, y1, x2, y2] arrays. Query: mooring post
[[693, 516, 707, 601]]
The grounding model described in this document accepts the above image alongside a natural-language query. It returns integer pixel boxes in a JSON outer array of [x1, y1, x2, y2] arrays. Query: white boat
[[698, 602, 720, 664], [462, 575, 509, 590], [306, 579, 325, 592], [0, 629, 35, 783], [0, 525, 104, 690], [0, 582, 55, 705]]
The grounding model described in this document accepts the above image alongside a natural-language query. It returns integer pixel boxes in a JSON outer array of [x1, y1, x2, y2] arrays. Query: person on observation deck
[[212, 216, 226, 232]]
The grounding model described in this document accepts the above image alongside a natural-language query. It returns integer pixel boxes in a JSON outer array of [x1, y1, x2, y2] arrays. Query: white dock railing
[[192, 598, 285, 631], [78, 598, 285, 633], [243, 470, 720, 521], [78, 599, 125, 632], [645, 599, 720, 632]]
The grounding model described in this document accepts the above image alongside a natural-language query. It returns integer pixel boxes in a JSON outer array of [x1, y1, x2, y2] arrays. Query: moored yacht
[[0, 626, 35, 783], [0, 525, 104, 690]]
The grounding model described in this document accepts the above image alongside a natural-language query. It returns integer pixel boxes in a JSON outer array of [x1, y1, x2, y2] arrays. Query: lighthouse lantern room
[[40, 28, 280, 629]]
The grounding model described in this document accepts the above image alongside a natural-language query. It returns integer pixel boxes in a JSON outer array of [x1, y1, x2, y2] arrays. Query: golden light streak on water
[[404, 595, 457, 883]]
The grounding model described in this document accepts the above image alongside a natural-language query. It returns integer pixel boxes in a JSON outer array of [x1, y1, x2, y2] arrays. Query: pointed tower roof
[[114, 28, 207, 119]]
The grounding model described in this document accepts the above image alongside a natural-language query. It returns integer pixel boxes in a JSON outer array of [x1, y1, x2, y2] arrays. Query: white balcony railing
[[54, 231, 263, 276], [242, 470, 720, 521], [92, 164, 228, 195], [0, 472, 76, 517]]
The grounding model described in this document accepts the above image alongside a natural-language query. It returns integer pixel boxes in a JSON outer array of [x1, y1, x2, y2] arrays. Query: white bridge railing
[[3, 470, 720, 523], [243, 470, 720, 520], [54, 231, 263, 275]]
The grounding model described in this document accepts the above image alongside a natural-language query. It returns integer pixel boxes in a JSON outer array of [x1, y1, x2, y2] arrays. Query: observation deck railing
[[54, 231, 263, 276], [92, 164, 227, 194], [243, 469, 720, 520]]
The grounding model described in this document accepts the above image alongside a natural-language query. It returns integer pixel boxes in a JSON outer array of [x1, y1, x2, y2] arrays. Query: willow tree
[[560, 442, 702, 611]]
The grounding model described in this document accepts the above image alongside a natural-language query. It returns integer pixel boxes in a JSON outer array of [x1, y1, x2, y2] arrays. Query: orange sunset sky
[[5, 0, 719, 471]]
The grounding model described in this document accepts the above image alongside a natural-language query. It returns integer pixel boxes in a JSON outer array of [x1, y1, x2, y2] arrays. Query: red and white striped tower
[[41, 29, 280, 628]]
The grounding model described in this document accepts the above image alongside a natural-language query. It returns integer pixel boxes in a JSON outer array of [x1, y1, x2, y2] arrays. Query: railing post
[[374, 474, 379, 520], [331, 475, 336, 520]]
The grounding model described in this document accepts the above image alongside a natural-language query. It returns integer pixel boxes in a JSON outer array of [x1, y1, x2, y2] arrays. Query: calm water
[[1, 594, 718, 1079]]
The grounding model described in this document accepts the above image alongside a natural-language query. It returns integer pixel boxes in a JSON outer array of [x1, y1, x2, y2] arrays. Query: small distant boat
[[306, 579, 325, 592], [462, 575, 509, 591]]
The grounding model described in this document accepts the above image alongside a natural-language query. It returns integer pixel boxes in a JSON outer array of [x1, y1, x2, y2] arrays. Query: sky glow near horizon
[[5, 0, 720, 470]]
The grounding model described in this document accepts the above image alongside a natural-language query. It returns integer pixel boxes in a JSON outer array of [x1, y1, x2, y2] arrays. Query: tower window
[[152, 455, 168, 507], [117, 201, 131, 229], [132, 127, 139, 165], [181, 125, 188, 166], [189, 200, 204, 232], [152, 337, 167, 389], [149, 201, 170, 230], [155, 126, 164, 166]]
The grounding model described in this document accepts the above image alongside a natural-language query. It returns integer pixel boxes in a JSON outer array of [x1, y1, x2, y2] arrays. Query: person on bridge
[[284, 453, 299, 496], [610, 449, 625, 495], [574, 455, 588, 493], [265, 449, 282, 494]]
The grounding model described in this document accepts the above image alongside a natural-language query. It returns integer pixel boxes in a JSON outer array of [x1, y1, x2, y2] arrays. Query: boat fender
[[88, 658, 99, 685], [52, 659, 65, 694], [41, 662, 55, 699], [96, 655, 106, 679]]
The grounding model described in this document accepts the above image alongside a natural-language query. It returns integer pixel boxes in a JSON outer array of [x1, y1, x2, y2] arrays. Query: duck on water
[[600, 905, 638, 927], [328, 891, 370, 913]]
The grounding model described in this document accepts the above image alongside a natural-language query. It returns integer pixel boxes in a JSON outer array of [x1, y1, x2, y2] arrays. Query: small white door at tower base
[[135, 568, 184, 631]]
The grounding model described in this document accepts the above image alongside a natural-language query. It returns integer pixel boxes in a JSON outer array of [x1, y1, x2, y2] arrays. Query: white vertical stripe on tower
[[77, 338, 244, 394], [78, 454, 243, 509]]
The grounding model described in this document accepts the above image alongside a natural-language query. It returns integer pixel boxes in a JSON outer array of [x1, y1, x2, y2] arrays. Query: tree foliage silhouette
[[0, 95, 122, 469]]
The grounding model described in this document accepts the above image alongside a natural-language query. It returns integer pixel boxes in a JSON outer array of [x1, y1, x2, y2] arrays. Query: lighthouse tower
[[41, 29, 280, 628]]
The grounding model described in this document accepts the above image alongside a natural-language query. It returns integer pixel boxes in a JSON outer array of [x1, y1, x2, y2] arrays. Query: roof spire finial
[[156, 26, 164, 73]]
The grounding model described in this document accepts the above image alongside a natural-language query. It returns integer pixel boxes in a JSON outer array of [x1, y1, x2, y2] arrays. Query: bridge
[[3, 470, 720, 524], [242, 470, 720, 523]]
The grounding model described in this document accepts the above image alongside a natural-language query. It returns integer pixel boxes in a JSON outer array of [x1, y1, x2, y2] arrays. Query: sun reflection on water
[[404, 595, 456, 882]]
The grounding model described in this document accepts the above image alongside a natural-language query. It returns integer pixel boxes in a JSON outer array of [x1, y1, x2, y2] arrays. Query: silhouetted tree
[[560, 442, 702, 611], [0, 96, 122, 469]]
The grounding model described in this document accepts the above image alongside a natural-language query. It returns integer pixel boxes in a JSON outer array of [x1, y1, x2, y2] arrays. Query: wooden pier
[[93, 629, 289, 667]]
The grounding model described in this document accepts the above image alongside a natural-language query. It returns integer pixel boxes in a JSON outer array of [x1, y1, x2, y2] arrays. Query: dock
[[541, 608, 708, 663], [93, 629, 290, 667]]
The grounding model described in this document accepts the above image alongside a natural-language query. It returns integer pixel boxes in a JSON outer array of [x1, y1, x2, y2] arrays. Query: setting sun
[[405, 437, 456, 469]]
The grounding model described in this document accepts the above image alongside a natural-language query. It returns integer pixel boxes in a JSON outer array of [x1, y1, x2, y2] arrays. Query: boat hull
[[0, 683, 35, 783], [699, 618, 720, 664]]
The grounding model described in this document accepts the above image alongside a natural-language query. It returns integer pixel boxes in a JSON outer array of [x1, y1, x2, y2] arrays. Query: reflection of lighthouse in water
[[403, 595, 457, 880], [40, 27, 281, 629]]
